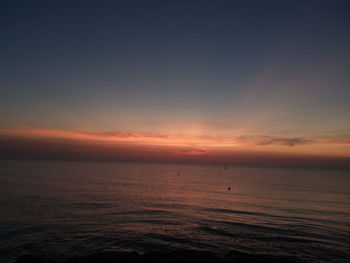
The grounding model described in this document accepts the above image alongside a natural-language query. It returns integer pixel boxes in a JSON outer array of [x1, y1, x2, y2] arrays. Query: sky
[[1, 0, 350, 168]]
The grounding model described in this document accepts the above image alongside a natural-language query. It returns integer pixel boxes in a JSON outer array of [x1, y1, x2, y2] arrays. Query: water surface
[[0, 161, 349, 262]]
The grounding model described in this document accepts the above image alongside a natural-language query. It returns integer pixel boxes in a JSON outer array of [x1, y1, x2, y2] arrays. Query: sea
[[0, 160, 349, 262]]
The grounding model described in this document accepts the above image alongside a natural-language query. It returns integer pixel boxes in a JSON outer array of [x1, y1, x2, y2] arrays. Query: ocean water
[[0, 160, 349, 262]]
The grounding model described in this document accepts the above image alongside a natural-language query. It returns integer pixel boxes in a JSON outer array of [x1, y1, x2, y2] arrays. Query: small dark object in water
[[228, 187, 231, 191], [225, 164, 227, 170]]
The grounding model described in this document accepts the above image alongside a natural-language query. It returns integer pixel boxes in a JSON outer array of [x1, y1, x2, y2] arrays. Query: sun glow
[[1, 127, 350, 158], [0, 127, 245, 149]]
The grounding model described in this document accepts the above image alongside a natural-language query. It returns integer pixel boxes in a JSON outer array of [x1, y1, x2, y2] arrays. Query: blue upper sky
[[1, 0, 350, 136]]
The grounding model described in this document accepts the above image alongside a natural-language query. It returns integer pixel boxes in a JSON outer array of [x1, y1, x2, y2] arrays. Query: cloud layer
[[1, 127, 350, 148], [1, 135, 350, 170], [235, 135, 312, 147]]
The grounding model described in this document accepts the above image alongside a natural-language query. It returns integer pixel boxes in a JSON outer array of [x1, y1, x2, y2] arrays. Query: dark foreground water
[[0, 161, 349, 263]]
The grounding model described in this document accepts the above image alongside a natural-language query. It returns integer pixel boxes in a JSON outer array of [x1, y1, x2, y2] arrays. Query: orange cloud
[[0, 127, 169, 143], [1, 127, 350, 152], [0, 127, 240, 148], [1, 126, 350, 170], [172, 149, 211, 156], [1, 135, 350, 170]]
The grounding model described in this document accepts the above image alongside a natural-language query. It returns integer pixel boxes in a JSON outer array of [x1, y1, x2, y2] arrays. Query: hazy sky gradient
[[1, 0, 350, 166]]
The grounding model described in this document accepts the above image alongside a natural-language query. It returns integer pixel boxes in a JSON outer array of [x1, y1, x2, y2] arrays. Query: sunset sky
[[1, 1, 350, 168]]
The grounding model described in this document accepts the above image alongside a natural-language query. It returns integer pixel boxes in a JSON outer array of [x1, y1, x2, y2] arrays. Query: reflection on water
[[0, 161, 349, 262]]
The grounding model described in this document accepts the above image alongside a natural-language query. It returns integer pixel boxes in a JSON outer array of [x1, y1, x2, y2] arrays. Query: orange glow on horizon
[[0, 127, 243, 148], [1, 127, 350, 158]]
